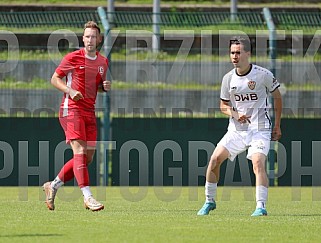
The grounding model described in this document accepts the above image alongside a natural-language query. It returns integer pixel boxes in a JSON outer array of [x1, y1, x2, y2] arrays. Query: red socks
[[57, 154, 89, 188], [73, 154, 89, 188], [57, 159, 75, 183]]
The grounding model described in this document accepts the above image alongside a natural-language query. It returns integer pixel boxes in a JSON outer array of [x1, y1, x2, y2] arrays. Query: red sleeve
[[55, 53, 74, 77]]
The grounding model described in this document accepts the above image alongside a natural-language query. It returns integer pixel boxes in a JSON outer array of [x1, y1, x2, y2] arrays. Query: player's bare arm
[[51, 72, 84, 101], [271, 88, 282, 141], [220, 100, 233, 117], [220, 100, 251, 124]]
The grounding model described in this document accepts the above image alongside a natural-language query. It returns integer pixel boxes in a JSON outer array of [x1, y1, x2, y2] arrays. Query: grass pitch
[[0, 187, 321, 243]]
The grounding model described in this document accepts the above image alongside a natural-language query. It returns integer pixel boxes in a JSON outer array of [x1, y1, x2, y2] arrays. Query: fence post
[[263, 7, 277, 186], [98, 6, 112, 186], [230, 0, 238, 22], [153, 0, 161, 52]]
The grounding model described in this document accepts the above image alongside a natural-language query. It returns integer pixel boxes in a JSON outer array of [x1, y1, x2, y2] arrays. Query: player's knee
[[252, 161, 266, 175], [209, 155, 222, 170]]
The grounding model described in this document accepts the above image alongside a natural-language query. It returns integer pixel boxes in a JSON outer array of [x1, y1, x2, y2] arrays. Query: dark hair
[[229, 36, 252, 52], [84, 21, 101, 34]]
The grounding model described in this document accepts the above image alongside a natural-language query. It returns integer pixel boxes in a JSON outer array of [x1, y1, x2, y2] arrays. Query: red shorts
[[59, 112, 97, 147]]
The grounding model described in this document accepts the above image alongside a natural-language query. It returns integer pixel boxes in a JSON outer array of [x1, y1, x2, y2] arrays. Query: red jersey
[[55, 48, 108, 117]]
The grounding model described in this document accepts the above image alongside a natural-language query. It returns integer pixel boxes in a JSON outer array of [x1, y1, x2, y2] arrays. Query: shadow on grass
[[281, 214, 321, 217], [0, 233, 63, 238]]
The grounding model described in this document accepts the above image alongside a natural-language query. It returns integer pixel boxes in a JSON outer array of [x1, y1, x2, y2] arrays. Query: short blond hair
[[83, 21, 101, 34]]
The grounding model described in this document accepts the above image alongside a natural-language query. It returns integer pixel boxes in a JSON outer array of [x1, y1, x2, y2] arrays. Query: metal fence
[[109, 11, 265, 29], [271, 11, 321, 30], [1, 10, 321, 117], [0, 11, 100, 28], [1, 10, 320, 31]]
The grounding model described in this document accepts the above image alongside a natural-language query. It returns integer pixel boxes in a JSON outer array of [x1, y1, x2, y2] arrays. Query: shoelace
[[87, 197, 100, 205]]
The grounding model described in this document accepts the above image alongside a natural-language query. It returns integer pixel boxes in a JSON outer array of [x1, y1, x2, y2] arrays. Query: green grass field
[[1, 187, 321, 242]]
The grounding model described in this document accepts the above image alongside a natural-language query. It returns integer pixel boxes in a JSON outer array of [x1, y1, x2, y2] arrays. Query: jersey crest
[[248, 80, 256, 90], [98, 66, 104, 75]]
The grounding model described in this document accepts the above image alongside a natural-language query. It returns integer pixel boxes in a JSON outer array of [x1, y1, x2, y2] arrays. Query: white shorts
[[217, 130, 271, 161]]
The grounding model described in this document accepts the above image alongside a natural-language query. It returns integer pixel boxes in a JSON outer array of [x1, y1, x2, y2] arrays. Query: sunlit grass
[[3, 49, 321, 62], [0, 187, 321, 243], [2, 25, 319, 36], [0, 75, 320, 92]]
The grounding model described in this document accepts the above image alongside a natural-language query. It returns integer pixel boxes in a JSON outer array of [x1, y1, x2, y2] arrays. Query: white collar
[[85, 54, 97, 60]]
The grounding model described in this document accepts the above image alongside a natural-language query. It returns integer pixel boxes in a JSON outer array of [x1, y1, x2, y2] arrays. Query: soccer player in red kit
[[43, 21, 111, 211]]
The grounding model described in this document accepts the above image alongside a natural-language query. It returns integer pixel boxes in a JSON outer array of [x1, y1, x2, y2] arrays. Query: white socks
[[51, 176, 64, 190], [256, 185, 268, 209], [50, 177, 93, 200], [81, 186, 92, 200], [204, 183, 267, 208], [205, 181, 217, 203]]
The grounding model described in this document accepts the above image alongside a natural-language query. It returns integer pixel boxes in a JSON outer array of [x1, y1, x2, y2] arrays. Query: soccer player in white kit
[[197, 37, 282, 216]]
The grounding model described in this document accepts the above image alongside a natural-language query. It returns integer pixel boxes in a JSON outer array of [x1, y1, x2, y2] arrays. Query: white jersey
[[220, 64, 280, 132]]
